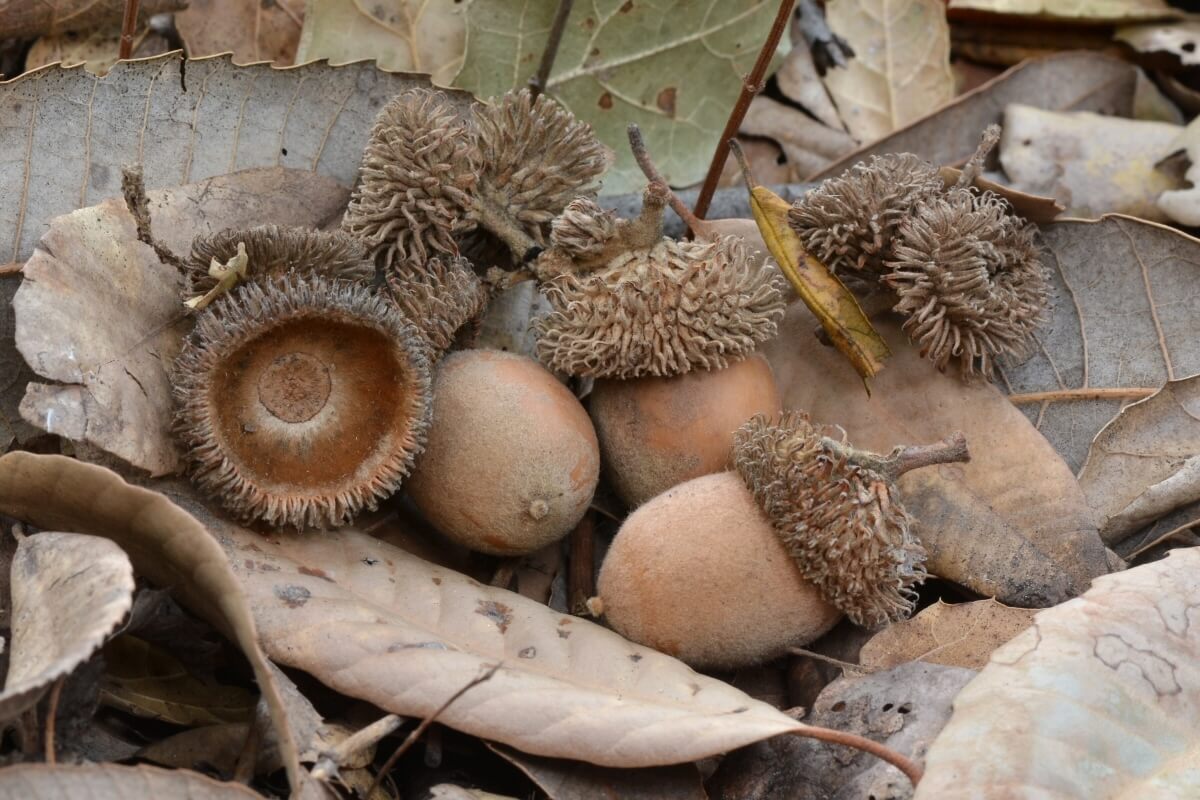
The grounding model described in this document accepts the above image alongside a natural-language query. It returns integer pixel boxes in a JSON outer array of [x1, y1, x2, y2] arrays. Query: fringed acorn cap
[[386, 256, 488, 358], [732, 412, 970, 628], [885, 189, 1048, 380], [470, 89, 608, 246], [342, 88, 477, 269], [788, 153, 944, 276], [173, 274, 432, 530], [532, 208, 785, 378], [185, 225, 372, 297]]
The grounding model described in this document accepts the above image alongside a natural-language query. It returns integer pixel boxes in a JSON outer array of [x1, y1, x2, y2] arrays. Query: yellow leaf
[[746, 182, 890, 384]]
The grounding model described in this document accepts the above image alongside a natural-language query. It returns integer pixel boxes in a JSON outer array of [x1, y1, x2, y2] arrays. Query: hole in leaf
[[830, 701, 846, 712], [882, 703, 894, 712]]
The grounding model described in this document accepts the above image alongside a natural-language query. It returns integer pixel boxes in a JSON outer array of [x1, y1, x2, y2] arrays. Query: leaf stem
[[528, 0, 576, 99], [692, 0, 796, 221], [119, 0, 141, 60], [790, 725, 923, 787]]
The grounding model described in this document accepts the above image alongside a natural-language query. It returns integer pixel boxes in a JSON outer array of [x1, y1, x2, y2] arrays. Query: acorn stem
[[627, 124, 709, 237], [826, 432, 970, 482], [470, 188, 540, 264], [955, 124, 1002, 190]]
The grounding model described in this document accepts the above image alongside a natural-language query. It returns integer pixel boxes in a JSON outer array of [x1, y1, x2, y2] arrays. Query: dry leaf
[[1000, 216, 1200, 472], [821, 0, 955, 143], [937, 166, 1065, 223], [0, 0, 185, 38], [947, 0, 1180, 20], [0, 763, 265, 799], [1134, 67, 1186, 124], [1118, 20, 1200, 65], [178, 0, 305, 66], [0, 452, 304, 790], [489, 744, 707, 800], [0, 531, 133, 722], [13, 168, 348, 476], [296, 0, 465, 86], [859, 600, 1038, 670], [25, 26, 169, 75], [711, 662, 976, 800], [165, 486, 816, 768], [1157, 115, 1200, 225], [0, 280, 36, 452], [741, 96, 857, 180], [916, 546, 1200, 798], [101, 636, 256, 726], [718, 138, 792, 189], [776, 41, 846, 132], [1078, 378, 1200, 546], [813, 52, 1137, 180], [766, 303, 1109, 604], [999, 104, 1182, 220]]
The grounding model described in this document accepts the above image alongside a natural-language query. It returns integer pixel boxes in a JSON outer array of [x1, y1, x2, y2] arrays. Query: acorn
[[404, 349, 600, 556], [596, 412, 969, 669], [173, 274, 432, 530], [532, 188, 786, 507]]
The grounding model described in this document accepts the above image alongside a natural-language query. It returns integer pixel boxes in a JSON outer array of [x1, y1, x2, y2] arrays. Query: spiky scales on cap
[[173, 274, 432, 530], [386, 256, 488, 359], [733, 412, 950, 628], [884, 188, 1048, 381], [342, 88, 478, 269]]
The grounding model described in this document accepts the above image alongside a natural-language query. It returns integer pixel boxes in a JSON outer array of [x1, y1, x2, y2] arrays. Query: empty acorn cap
[[885, 188, 1048, 380], [385, 256, 488, 359], [733, 412, 929, 628], [173, 274, 432, 530], [342, 88, 478, 269], [185, 224, 373, 298]]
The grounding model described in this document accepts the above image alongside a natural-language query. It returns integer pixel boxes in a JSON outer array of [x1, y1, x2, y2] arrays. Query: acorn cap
[[173, 274, 432, 530], [532, 233, 785, 378], [185, 225, 372, 297], [342, 89, 478, 269], [787, 153, 945, 276], [470, 89, 608, 246], [733, 412, 928, 628], [884, 188, 1048, 380], [385, 256, 489, 358]]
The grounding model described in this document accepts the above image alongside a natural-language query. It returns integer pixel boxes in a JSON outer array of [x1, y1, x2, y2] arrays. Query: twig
[[825, 432, 969, 483], [568, 512, 594, 615], [0, 262, 22, 276], [790, 725, 923, 787], [1008, 387, 1158, 404], [528, 0, 575, 98], [119, 0, 141, 60], [121, 165, 185, 272], [44, 677, 64, 765], [628, 124, 707, 237], [692, 0, 797, 222], [789, 647, 878, 674], [311, 714, 403, 781], [367, 663, 501, 797]]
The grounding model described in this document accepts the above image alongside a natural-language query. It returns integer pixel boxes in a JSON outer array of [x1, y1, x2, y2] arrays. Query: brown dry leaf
[[937, 166, 1065, 223], [489, 744, 707, 800], [766, 302, 1109, 605], [999, 216, 1200, 473], [948, 0, 1180, 20], [916, 546, 1200, 798], [296, 0, 467, 87], [859, 600, 1038, 670], [711, 662, 976, 800], [999, 104, 1182, 220], [0, 763, 265, 799], [776, 41, 846, 132], [1078, 378, 1200, 546], [0, 531, 133, 722], [25, 27, 169, 75], [101, 636, 256, 726], [13, 168, 348, 476], [821, 0, 954, 143], [0, 452, 304, 791], [0, 0, 185, 38], [741, 96, 857, 181], [813, 51, 1137, 180], [1118, 21, 1200, 64], [177, 0, 305, 66]]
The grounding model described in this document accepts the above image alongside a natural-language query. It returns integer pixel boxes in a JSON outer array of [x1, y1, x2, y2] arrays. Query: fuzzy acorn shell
[[385, 256, 489, 359], [596, 471, 842, 670], [173, 274, 432, 530], [589, 354, 782, 508], [405, 349, 600, 556]]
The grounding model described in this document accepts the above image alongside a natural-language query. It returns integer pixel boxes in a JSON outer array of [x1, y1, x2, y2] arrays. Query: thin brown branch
[[628, 124, 708, 237], [568, 512, 594, 615], [0, 262, 22, 276], [693, 0, 797, 221], [44, 677, 65, 765], [1008, 387, 1158, 404], [119, 0, 141, 60], [528, 0, 575, 98], [367, 663, 501, 797], [790, 725, 923, 787]]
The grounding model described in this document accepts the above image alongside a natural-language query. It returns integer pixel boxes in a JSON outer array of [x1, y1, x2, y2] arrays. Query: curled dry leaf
[[813, 52, 1137, 180], [999, 104, 1182, 221], [0, 531, 133, 722], [177, 0, 305, 66], [13, 168, 348, 476], [916, 546, 1200, 799], [821, 0, 955, 143], [0, 763, 264, 799], [858, 599, 1038, 671], [297, 0, 466, 86], [936, 166, 1065, 224], [765, 302, 1109, 604], [0, 452, 303, 791], [741, 96, 857, 181], [1001, 215, 1200, 472], [1078, 377, 1200, 546]]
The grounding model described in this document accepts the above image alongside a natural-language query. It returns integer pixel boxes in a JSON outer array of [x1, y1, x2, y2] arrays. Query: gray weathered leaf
[[999, 215, 1200, 473]]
